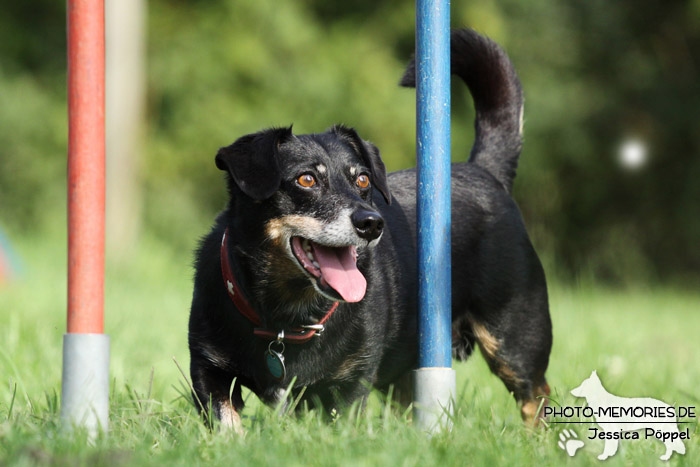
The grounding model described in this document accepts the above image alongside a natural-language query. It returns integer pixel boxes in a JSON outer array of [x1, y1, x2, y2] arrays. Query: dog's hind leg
[[466, 313, 551, 426]]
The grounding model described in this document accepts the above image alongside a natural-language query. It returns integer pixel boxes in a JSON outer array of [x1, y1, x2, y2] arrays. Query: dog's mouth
[[290, 236, 367, 303]]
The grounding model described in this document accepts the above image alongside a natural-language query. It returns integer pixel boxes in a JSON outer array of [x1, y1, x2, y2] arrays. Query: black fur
[[401, 29, 523, 193], [189, 29, 552, 426]]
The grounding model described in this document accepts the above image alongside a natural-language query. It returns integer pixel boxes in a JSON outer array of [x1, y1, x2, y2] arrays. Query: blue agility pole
[[412, 0, 456, 432]]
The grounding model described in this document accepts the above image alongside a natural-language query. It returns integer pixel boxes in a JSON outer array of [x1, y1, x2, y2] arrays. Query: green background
[[1, 0, 699, 284], [0, 1, 698, 464]]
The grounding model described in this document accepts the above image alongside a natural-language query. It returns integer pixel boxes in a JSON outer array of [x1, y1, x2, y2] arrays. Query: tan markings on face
[[219, 399, 244, 435], [263, 215, 324, 302], [265, 215, 324, 246], [266, 255, 318, 302], [262, 245, 317, 302]]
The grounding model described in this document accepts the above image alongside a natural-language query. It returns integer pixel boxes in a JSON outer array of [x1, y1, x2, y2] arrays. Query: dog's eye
[[356, 174, 370, 189], [297, 173, 316, 188]]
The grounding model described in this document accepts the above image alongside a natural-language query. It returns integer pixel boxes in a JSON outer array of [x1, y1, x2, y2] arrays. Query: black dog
[[188, 29, 552, 432]]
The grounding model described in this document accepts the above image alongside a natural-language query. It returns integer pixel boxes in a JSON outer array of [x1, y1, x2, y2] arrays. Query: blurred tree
[[106, 0, 146, 258], [518, 0, 700, 283], [0, 0, 67, 229]]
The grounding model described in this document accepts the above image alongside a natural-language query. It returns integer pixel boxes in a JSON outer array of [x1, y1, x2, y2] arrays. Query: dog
[[188, 29, 552, 433], [571, 370, 687, 460]]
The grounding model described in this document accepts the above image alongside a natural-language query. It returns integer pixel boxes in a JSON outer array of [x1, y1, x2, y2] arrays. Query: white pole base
[[413, 367, 456, 433], [60, 333, 110, 439]]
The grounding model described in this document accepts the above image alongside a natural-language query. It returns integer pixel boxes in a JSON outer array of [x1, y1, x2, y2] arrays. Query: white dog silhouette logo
[[570, 370, 686, 461]]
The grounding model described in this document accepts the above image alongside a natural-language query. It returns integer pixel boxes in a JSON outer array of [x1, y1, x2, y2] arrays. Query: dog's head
[[215, 125, 391, 306]]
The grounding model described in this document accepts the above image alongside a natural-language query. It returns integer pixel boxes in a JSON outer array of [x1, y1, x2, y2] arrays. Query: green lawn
[[1, 234, 698, 465]]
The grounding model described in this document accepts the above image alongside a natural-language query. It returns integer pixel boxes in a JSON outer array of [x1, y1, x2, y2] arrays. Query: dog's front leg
[[217, 398, 244, 435], [206, 382, 246, 435], [191, 360, 246, 434]]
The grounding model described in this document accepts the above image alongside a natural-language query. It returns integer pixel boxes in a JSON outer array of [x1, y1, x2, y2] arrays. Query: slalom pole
[[61, 0, 110, 439], [412, 0, 455, 432]]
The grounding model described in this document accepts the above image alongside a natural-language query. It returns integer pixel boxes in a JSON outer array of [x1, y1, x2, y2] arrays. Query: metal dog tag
[[265, 336, 286, 381], [265, 349, 286, 381]]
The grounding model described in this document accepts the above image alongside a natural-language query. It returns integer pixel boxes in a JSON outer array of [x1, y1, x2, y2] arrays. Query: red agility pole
[[67, 0, 105, 334], [61, 0, 110, 438]]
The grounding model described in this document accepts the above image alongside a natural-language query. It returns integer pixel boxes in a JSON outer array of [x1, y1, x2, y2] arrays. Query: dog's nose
[[351, 209, 384, 241]]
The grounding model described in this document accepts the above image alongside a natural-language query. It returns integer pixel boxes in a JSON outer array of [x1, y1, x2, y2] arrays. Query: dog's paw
[[558, 429, 584, 457]]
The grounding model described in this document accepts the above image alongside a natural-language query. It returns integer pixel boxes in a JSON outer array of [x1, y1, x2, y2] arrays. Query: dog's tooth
[[307, 251, 314, 261], [312, 261, 320, 269]]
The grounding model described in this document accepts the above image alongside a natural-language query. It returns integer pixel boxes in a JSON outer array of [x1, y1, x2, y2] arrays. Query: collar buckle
[[300, 323, 325, 337]]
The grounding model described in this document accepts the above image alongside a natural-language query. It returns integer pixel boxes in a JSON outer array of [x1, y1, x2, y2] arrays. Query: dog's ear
[[330, 125, 392, 205], [362, 141, 391, 205], [215, 126, 293, 200]]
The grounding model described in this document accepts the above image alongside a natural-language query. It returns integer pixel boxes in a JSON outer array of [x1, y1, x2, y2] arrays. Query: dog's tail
[[400, 28, 523, 193]]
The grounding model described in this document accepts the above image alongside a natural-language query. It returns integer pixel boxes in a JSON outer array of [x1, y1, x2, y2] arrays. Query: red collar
[[220, 228, 339, 344]]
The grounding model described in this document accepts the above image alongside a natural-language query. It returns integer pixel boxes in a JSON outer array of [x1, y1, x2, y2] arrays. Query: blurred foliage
[[0, 0, 698, 285]]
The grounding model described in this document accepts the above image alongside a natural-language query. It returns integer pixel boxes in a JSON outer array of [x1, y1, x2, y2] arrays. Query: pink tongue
[[311, 243, 366, 302]]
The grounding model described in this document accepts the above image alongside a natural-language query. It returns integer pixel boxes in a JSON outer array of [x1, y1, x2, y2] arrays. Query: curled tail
[[400, 28, 524, 193]]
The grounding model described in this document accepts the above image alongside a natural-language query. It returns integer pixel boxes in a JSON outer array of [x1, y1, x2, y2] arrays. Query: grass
[[0, 232, 698, 466]]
